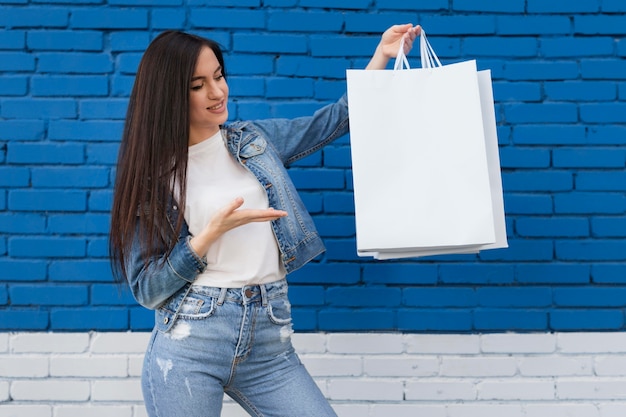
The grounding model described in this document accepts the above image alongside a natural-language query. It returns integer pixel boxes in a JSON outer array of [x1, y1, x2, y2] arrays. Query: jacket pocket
[[239, 136, 267, 159]]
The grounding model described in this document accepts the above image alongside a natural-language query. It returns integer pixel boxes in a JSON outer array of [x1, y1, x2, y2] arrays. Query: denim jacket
[[126, 95, 349, 329]]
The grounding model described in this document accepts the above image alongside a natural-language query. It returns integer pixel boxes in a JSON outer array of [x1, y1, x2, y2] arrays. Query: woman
[[110, 23, 420, 417]]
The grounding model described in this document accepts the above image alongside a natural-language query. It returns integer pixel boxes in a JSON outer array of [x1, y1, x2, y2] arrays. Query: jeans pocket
[[266, 295, 292, 325], [177, 294, 217, 320]]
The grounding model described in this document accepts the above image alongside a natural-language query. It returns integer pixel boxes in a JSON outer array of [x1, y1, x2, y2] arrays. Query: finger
[[224, 197, 245, 213]]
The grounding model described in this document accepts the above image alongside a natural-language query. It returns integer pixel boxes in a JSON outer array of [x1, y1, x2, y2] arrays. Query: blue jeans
[[142, 279, 337, 417]]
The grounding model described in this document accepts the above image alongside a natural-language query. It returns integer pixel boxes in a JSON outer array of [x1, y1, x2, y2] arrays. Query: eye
[[214, 74, 224, 81], [190, 83, 203, 91]]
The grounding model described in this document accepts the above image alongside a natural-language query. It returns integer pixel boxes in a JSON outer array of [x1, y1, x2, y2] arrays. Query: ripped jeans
[[141, 279, 337, 417]]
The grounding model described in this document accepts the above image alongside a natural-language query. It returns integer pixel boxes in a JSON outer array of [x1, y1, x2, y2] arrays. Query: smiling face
[[188, 46, 229, 145]]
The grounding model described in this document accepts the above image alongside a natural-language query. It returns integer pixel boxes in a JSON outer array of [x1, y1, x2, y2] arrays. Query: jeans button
[[245, 289, 253, 298], [163, 317, 169, 324]]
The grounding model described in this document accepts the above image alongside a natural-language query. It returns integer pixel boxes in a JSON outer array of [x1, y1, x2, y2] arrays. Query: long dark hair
[[109, 31, 226, 282]]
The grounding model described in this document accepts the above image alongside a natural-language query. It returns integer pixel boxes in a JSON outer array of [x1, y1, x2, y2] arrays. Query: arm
[[366, 24, 421, 70]]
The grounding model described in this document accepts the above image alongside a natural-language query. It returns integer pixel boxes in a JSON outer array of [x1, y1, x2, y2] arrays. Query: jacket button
[[163, 317, 169, 324]]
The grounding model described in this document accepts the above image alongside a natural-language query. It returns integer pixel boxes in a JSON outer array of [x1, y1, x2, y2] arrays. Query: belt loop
[[217, 287, 227, 305], [260, 283, 268, 307]]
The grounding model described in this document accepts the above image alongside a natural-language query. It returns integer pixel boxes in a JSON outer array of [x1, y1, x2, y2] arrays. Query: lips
[[207, 102, 224, 111]]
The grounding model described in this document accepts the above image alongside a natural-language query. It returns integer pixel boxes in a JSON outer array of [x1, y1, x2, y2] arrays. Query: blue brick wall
[[1, 0, 625, 333]]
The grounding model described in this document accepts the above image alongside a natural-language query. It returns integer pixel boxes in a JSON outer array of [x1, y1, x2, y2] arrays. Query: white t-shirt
[[184, 131, 285, 288]]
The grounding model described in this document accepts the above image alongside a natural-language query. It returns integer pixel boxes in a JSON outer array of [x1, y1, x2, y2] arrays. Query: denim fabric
[[142, 279, 337, 417], [126, 95, 350, 310]]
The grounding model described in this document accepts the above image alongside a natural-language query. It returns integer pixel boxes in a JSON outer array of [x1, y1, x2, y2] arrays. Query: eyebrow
[[191, 66, 223, 82]]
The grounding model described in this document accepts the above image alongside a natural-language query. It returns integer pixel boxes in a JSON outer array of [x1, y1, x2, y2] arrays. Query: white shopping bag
[[346, 30, 507, 259]]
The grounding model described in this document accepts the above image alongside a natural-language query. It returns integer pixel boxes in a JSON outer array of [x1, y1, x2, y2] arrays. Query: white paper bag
[[346, 30, 507, 258]]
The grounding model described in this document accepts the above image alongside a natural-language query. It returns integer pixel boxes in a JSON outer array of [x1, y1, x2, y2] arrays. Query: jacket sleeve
[[250, 94, 350, 165], [126, 220, 207, 310]]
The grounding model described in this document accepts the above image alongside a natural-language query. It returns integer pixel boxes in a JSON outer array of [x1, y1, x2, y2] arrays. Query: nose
[[207, 81, 224, 100]]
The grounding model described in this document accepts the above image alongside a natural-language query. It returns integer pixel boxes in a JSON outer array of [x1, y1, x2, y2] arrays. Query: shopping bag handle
[[393, 29, 442, 71]]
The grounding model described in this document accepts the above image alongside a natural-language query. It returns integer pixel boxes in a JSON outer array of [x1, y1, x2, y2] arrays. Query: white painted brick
[[440, 357, 517, 377], [0, 381, 9, 402], [595, 356, 626, 376], [0, 405, 51, 417], [558, 333, 626, 354], [478, 379, 555, 400], [54, 405, 133, 417], [300, 354, 362, 377], [405, 380, 476, 401], [132, 405, 148, 417], [328, 378, 404, 401], [50, 356, 128, 377], [11, 380, 91, 401], [90, 332, 150, 354], [333, 404, 371, 417], [557, 379, 626, 400], [364, 355, 438, 377], [91, 379, 143, 402], [0, 356, 48, 377], [327, 333, 403, 354], [370, 404, 446, 417], [0, 334, 8, 353], [598, 403, 626, 417], [11, 333, 89, 353], [519, 356, 593, 376], [128, 355, 144, 377], [405, 334, 480, 354], [221, 403, 251, 417], [481, 333, 556, 353], [525, 403, 600, 417], [292, 333, 327, 353], [447, 403, 525, 417]]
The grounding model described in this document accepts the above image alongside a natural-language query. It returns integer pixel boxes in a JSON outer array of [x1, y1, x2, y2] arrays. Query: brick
[[0, 29, 25, 48], [1, 98, 76, 119], [398, 309, 473, 332], [9, 237, 86, 258], [109, 31, 150, 52], [421, 15, 496, 35], [403, 288, 477, 307], [577, 172, 626, 191], [364, 355, 438, 377], [70, 9, 148, 29], [0, 310, 48, 330], [593, 215, 626, 237], [497, 16, 571, 35], [440, 264, 515, 284], [130, 307, 154, 330], [474, 309, 548, 331], [322, 191, 354, 214], [505, 61, 579, 81], [504, 103, 578, 123], [513, 125, 586, 145], [504, 193, 553, 215], [554, 287, 626, 307], [479, 380, 555, 401], [344, 11, 419, 33], [551, 310, 624, 331], [326, 286, 401, 307], [0, 75, 28, 96], [493, 81, 542, 101], [301, 354, 361, 377], [53, 405, 133, 417], [190, 8, 265, 29], [528, 0, 600, 13], [0, 213, 46, 234], [7, 143, 84, 164], [88, 190, 113, 211], [27, 30, 102, 50], [477, 287, 552, 308], [556, 240, 626, 261], [152, 8, 186, 30], [88, 237, 110, 257], [49, 260, 114, 282], [441, 357, 517, 377], [266, 77, 314, 98], [268, 11, 343, 32], [595, 356, 626, 376], [10, 284, 88, 306], [362, 263, 438, 285], [48, 213, 110, 234], [499, 147, 550, 169], [289, 285, 325, 306], [50, 307, 128, 330], [91, 379, 142, 401], [290, 168, 344, 190], [48, 120, 124, 141], [91, 284, 136, 305], [545, 81, 616, 101], [32, 75, 108, 97], [0, 167, 29, 187], [516, 217, 589, 238], [0, 6, 67, 28], [228, 77, 265, 98], [329, 379, 403, 401], [405, 380, 476, 401], [517, 264, 590, 284], [592, 264, 626, 284], [290, 263, 360, 285], [542, 37, 614, 57], [91, 332, 150, 353], [116, 52, 142, 74], [582, 59, 626, 80], [502, 171, 573, 192], [575, 15, 626, 34], [50, 356, 127, 377], [234, 33, 307, 54], [300, 191, 323, 213], [0, 120, 45, 140], [319, 309, 395, 330], [464, 37, 537, 58], [314, 80, 347, 100], [277, 56, 350, 79], [322, 146, 351, 168], [11, 380, 90, 401], [32, 167, 110, 188], [556, 148, 624, 168], [315, 216, 355, 238], [554, 192, 626, 214], [9, 190, 87, 212], [299, 0, 369, 8], [38, 52, 113, 73], [0, 405, 51, 417], [0, 260, 47, 281], [481, 333, 556, 353], [581, 103, 626, 123]]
